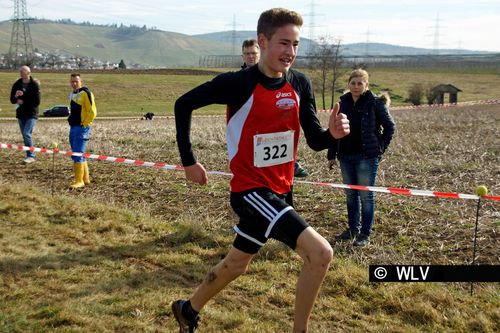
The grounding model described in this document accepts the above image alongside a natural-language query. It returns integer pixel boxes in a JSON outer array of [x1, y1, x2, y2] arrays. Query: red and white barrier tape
[[0, 143, 184, 171], [297, 181, 499, 201], [317, 99, 500, 113], [1, 142, 499, 202]]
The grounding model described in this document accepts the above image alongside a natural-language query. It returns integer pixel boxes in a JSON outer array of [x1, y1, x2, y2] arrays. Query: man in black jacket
[[10, 65, 41, 163]]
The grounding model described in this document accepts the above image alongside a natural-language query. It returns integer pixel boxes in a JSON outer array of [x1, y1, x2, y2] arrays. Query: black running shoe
[[171, 300, 199, 333], [353, 233, 370, 247], [335, 228, 359, 242]]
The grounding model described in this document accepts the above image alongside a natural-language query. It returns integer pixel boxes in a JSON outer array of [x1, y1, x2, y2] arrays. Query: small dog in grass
[[142, 112, 155, 120]]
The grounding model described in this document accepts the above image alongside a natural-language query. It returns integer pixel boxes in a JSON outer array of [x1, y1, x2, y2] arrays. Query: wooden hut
[[431, 84, 462, 104]]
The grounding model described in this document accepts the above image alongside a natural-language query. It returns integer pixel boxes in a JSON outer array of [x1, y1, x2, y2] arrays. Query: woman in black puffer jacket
[[328, 68, 395, 247]]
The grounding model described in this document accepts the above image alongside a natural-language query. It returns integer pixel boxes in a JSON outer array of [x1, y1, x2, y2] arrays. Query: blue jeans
[[69, 125, 91, 163], [339, 154, 380, 236], [18, 117, 37, 158]]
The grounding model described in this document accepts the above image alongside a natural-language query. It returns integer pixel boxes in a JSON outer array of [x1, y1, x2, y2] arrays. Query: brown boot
[[70, 162, 85, 189]]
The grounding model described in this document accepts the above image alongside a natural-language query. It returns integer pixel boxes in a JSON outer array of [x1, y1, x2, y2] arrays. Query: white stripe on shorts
[[244, 191, 294, 238], [233, 225, 265, 246], [244, 192, 276, 220], [265, 206, 293, 237]]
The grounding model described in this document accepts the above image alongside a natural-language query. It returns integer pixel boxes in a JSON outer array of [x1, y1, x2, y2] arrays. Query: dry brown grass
[[0, 103, 499, 332], [1, 104, 498, 264]]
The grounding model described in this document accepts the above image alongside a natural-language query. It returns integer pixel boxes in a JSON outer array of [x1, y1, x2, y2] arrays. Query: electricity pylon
[[8, 0, 34, 68]]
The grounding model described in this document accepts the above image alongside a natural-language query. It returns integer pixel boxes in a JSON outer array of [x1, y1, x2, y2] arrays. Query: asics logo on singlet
[[276, 91, 292, 99]]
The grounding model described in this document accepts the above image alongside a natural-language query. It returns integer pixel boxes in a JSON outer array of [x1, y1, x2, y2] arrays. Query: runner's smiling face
[[258, 24, 300, 78]]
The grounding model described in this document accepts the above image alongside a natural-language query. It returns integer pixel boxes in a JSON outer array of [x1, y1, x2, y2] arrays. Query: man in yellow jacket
[[68, 73, 97, 188]]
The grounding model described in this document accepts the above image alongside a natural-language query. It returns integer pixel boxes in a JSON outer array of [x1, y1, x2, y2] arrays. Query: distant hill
[[194, 30, 316, 57], [0, 20, 233, 67], [340, 42, 487, 56], [195, 31, 491, 57], [0, 20, 492, 67]]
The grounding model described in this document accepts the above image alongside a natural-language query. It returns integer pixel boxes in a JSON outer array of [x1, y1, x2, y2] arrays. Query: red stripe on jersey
[[227, 83, 300, 194]]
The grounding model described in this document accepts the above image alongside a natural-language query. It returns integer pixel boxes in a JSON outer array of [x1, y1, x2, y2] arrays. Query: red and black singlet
[[175, 65, 335, 194]]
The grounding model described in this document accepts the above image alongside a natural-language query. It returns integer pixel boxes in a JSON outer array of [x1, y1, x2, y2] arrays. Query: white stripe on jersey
[[244, 191, 294, 238], [293, 89, 301, 105], [227, 95, 254, 161]]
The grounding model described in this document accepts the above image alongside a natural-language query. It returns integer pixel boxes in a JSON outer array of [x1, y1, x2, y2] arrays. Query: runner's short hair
[[257, 8, 303, 40]]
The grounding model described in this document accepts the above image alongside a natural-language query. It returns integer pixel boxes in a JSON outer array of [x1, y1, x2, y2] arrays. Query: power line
[[303, 0, 324, 54], [225, 14, 243, 56], [432, 13, 443, 55], [8, 0, 34, 68], [365, 27, 371, 56]]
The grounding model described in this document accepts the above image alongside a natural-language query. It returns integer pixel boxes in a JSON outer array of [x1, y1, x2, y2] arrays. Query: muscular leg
[[293, 227, 333, 332], [190, 246, 254, 311]]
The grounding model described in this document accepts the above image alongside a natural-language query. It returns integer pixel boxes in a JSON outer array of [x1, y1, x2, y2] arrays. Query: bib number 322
[[253, 130, 294, 167]]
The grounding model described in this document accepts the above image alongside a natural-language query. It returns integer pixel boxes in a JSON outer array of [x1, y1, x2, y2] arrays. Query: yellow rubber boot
[[70, 162, 85, 189], [83, 161, 90, 185]]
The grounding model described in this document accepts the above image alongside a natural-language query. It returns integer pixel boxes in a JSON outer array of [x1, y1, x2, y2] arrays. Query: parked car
[[43, 105, 70, 117]]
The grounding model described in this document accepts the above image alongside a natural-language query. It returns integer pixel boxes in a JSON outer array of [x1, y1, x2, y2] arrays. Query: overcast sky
[[1, 0, 499, 52]]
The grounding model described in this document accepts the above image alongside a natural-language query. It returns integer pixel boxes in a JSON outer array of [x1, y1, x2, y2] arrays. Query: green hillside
[[0, 20, 233, 67], [2, 20, 494, 69]]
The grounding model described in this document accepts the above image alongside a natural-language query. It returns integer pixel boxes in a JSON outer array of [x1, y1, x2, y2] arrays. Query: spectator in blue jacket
[[328, 68, 395, 246]]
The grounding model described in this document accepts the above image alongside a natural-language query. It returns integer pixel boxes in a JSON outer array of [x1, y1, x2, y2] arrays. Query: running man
[[172, 8, 350, 333], [240, 38, 309, 178]]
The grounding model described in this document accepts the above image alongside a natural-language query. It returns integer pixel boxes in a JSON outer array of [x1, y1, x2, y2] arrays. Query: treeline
[[109, 25, 150, 37], [31, 18, 157, 32]]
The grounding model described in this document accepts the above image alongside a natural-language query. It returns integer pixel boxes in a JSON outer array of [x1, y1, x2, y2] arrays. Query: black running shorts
[[230, 188, 309, 254]]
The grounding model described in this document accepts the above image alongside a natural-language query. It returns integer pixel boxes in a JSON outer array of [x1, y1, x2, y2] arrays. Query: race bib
[[253, 130, 294, 167]]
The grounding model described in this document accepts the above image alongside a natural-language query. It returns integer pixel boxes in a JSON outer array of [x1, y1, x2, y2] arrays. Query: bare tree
[[307, 36, 346, 110], [329, 38, 346, 108], [308, 36, 332, 109]]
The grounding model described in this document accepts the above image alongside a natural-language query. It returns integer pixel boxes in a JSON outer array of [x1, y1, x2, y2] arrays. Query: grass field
[[0, 95, 499, 332], [1, 67, 500, 118], [0, 70, 222, 117]]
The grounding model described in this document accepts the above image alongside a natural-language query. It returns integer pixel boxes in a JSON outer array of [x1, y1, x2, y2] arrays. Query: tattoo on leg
[[206, 271, 217, 283]]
